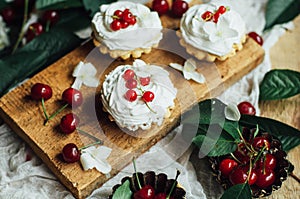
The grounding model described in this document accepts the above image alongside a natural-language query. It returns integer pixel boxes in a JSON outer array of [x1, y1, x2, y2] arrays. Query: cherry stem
[[252, 146, 267, 174], [79, 140, 102, 150], [167, 170, 180, 199], [230, 152, 242, 164], [246, 157, 253, 182], [76, 128, 103, 144], [41, 98, 49, 120], [290, 173, 300, 184], [44, 103, 68, 125], [132, 157, 142, 189], [45, 20, 51, 32], [237, 128, 253, 152], [12, 0, 29, 54]]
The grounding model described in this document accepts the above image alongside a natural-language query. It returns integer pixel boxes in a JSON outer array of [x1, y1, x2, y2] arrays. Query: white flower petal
[[183, 70, 206, 83], [83, 77, 99, 87], [73, 61, 85, 77], [133, 59, 147, 68], [225, 103, 241, 121], [72, 61, 99, 89], [169, 63, 183, 71]]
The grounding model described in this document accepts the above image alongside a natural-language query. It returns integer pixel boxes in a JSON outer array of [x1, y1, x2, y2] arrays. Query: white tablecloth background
[[0, 0, 294, 198]]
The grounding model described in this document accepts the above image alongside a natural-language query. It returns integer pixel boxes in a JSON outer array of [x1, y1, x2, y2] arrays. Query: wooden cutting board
[[0, 30, 264, 198]]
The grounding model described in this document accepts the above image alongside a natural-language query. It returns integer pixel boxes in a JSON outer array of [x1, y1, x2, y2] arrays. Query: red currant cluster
[[123, 69, 155, 103], [201, 5, 228, 23], [110, 9, 137, 31], [152, 0, 189, 18]]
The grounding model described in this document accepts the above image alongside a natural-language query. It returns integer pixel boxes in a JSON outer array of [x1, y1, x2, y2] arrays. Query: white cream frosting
[[101, 59, 177, 131], [180, 3, 246, 56], [92, 1, 163, 51]]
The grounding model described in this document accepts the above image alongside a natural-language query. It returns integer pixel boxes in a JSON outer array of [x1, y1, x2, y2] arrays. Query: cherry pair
[[152, 0, 189, 18]]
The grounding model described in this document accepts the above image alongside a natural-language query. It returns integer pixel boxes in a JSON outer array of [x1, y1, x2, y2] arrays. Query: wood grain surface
[[0, 29, 264, 198]]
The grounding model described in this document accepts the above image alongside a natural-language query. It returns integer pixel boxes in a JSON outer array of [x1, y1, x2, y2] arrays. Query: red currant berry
[[123, 69, 135, 80], [125, 89, 137, 102], [152, 0, 170, 16], [212, 11, 221, 23], [133, 185, 155, 199], [126, 79, 138, 89], [26, 22, 44, 42], [42, 10, 59, 26], [248, 32, 263, 46], [122, 10, 135, 23], [237, 101, 256, 115], [31, 83, 53, 101], [219, 158, 238, 177], [258, 153, 277, 170], [140, 77, 151, 86], [113, 10, 123, 18], [255, 168, 275, 188], [128, 16, 137, 25], [252, 137, 271, 150], [217, 6, 227, 14], [1, 7, 15, 24], [201, 11, 213, 21], [110, 19, 122, 31], [60, 113, 80, 134], [62, 143, 80, 163], [142, 91, 155, 102], [121, 20, 129, 29], [171, 0, 189, 18], [62, 88, 83, 108]]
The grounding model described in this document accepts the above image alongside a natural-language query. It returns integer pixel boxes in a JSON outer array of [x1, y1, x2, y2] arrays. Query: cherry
[[133, 185, 155, 199], [62, 88, 83, 108], [1, 7, 15, 24], [142, 91, 155, 102], [255, 168, 275, 188], [233, 150, 250, 165], [252, 137, 270, 150], [219, 158, 238, 177], [60, 113, 80, 134], [237, 101, 256, 115], [171, 0, 189, 18], [229, 166, 248, 185], [248, 32, 263, 46], [140, 77, 151, 86], [113, 10, 123, 18], [217, 6, 227, 14], [154, 193, 167, 199], [123, 69, 135, 80], [31, 83, 53, 101], [110, 19, 122, 31], [201, 11, 213, 21], [62, 143, 80, 163], [125, 89, 137, 102], [257, 154, 277, 170], [152, 0, 169, 16], [26, 22, 44, 42], [126, 79, 138, 89], [42, 10, 59, 26]]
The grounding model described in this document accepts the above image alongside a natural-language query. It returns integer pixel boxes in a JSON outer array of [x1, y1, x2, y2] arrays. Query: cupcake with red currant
[[178, 2, 246, 62], [91, 1, 163, 60], [101, 59, 177, 131]]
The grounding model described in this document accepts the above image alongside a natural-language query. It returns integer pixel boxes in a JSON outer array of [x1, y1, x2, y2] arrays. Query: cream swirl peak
[[101, 59, 177, 131], [180, 3, 246, 56], [92, 1, 163, 51]]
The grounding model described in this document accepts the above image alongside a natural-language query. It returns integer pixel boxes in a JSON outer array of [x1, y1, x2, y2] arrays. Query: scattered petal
[[72, 61, 99, 89], [225, 103, 241, 121], [169, 63, 184, 71]]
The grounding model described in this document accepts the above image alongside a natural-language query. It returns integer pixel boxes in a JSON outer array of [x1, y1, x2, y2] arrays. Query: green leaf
[[240, 115, 300, 151], [82, 0, 115, 17], [221, 120, 240, 141], [0, 1, 8, 10], [112, 179, 132, 199], [35, 0, 83, 10], [265, 0, 300, 30], [259, 69, 300, 100], [221, 183, 252, 199]]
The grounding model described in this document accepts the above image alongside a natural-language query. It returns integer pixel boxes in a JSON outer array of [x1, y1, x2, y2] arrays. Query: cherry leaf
[[221, 183, 252, 199], [112, 179, 132, 199]]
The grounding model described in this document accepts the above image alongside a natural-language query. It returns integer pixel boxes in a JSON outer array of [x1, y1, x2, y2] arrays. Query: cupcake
[[92, 1, 163, 60], [101, 59, 177, 131], [178, 2, 246, 62]]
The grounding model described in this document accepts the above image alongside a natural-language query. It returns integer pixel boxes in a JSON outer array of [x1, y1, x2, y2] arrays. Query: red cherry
[[152, 0, 169, 16], [237, 101, 256, 115], [62, 143, 80, 163], [255, 168, 275, 188], [123, 69, 135, 80], [142, 91, 155, 102], [229, 166, 248, 185], [245, 167, 258, 185], [219, 158, 238, 177], [113, 10, 123, 18], [62, 88, 83, 108], [42, 10, 59, 26], [257, 153, 277, 170], [31, 83, 53, 101], [212, 11, 221, 23], [217, 6, 227, 14], [1, 7, 15, 24], [126, 79, 138, 89], [201, 11, 213, 21], [125, 89, 137, 102], [252, 137, 271, 150], [26, 22, 44, 42], [110, 19, 122, 31], [60, 113, 80, 134], [140, 77, 151, 86], [248, 32, 263, 46], [171, 0, 189, 18], [233, 150, 250, 165], [133, 185, 155, 199]]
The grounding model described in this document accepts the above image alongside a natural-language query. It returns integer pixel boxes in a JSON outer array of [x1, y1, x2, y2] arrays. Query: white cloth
[[0, 0, 295, 198]]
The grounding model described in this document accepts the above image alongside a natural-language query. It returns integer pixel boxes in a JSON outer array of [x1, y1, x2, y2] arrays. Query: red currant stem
[[132, 157, 142, 189], [12, 0, 29, 54], [145, 102, 157, 114], [230, 152, 242, 164], [79, 140, 102, 150], [44, 103, 69, 125], [167, 170, 180, 199], [290, 173, 300, 184], [41, 98, 49, 120], [76, 128, 103, 144]]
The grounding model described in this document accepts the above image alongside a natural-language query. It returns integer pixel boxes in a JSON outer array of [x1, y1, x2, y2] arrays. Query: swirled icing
[[180, 3, 246, 56], [101, 59, 177, 131], [92, 1, 162, 51]]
